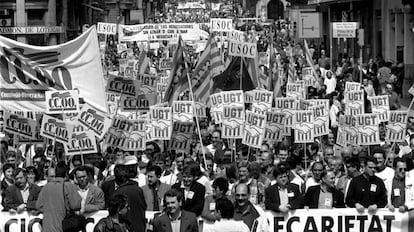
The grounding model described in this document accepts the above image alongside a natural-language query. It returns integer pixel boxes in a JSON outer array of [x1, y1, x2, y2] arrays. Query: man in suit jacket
[[3, 168, 41, 213], [265, 165, 303, 213], [142, 165, 171, 211], [74, 166, 105, 214], [304, 170, 345, 209], [153, 189, 198, 232], [172, 163, 205, 216]]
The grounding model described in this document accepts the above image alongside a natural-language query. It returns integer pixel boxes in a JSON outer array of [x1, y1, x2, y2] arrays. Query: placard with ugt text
[[210, 18, 233, 32], [111, 116, 135, 133], [149, 106, 172, 140], [123, 119, 147, 151], [106, 76, 138, 97], [368, 95, 389, 122], [294, 110, 314, 143], [228, 40, 257, 59], [172, 101, 194, 122], [3, 111, 37, 140], [210, 92, 223, 123], [242, 111, 266, 149], [356, 114, 380, 145], [345, 90, 365, 115], [45, 90, 80, 114], [286, 83, 306, 99], [136, 74, 158, 95], [76, 103, 111, 139], [194, 102, 207, 118], [274, 97, 296, 128], [345, 82, 361, 93], [386, 111, 408, 142], [64, 130, 97, 156], [169, 122, 195, 152], [264, 111, 285, 142], [337, 115, 358, 146], [302, 67, 314, 77], [312, 104, 329, 137], [40, 114, 71, 144], [222, 105, 244, 139], [251, 89, 273, 113]]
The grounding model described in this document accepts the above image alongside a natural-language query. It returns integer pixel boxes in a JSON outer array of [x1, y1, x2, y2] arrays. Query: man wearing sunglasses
[[388, 158, 414, 212]]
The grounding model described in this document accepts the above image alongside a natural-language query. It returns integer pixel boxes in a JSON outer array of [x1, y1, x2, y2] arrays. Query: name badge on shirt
[[209, 202, 216, 211], [288, 192, 295, 197], [394, 188, 401, 196], [370, 184, 377, 192], [325, 198, 332, 207], [187, 191, 194, 199]]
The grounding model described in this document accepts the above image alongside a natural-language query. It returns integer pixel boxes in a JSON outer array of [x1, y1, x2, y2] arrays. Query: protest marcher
[[346, 156, 387, 213], [233, 183, 269, 231], [172, 163, 205, 217], [304, 170, 345, 209], [373, 148, 395, 203], [305, 161, 324, 191], [93, 194, 131, 232], [153, 189, 198, 232], [113, 163, 147, 232], [336, 157, 361, 197], [101, 164, 121, 208], [201, 177, 229, 222], [3, 168, 41, 213], [36, 162, 82, 232], [142, 165, 171, 211], [1, 163, 14, 206], [155, 153, 178, 186], [74, 166, 105, 214], [265, 165, 303, 213], [286, 155, 305, 193], [204, 198, 250, 232], [388, 158, 414, 212]]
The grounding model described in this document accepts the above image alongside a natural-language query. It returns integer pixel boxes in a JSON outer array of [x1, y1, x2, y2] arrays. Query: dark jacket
[[346, 174, 387, 208], [172, 181, 205, 216], [3, 183, 41, 211], [114, 180, 147, 232], [304, 185, 345, 208], [264, 183, 304, 212], [153, 210, 198, 232], [93, 216, 131, 232], [101, 179, 116, 208]]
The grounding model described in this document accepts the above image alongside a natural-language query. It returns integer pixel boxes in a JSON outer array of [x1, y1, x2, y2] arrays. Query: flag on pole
[[192, 35, 224, 103], [287, 56, 296, 83], [137, 49, 150, 74], [304, 39, 320, 86], [246, 52, 268, 90], [164, 36, 190, 104]]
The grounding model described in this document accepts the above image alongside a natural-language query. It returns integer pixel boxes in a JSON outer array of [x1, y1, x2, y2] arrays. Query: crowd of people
[[0, 2, 413, 232]]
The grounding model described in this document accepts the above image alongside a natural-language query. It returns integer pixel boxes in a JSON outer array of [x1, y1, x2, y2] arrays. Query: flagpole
[[240, 57, 243, 90], [182, 45, 208, 171]]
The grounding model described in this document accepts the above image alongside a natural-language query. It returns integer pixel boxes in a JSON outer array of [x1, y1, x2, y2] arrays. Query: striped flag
[[287, 56, 296, 83], [137, 49, 150, 75], [304, 39, 320, 87], [192, 35, 224, 103], [163, 36, 190, 104], [246, 52, 265, 89]]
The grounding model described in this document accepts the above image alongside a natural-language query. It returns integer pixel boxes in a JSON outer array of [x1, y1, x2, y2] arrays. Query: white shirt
[[324, 76, 337, 95], [375, 166, 395, 200], [77, 186, 89, 211], [204, 219, 250, 232], [305, 177, 320, 192]]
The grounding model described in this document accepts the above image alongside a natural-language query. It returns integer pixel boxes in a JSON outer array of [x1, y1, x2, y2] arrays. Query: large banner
[[0, 209, 412, 232], [119, 23, 204, 42], [0, 26, 107, 112]]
